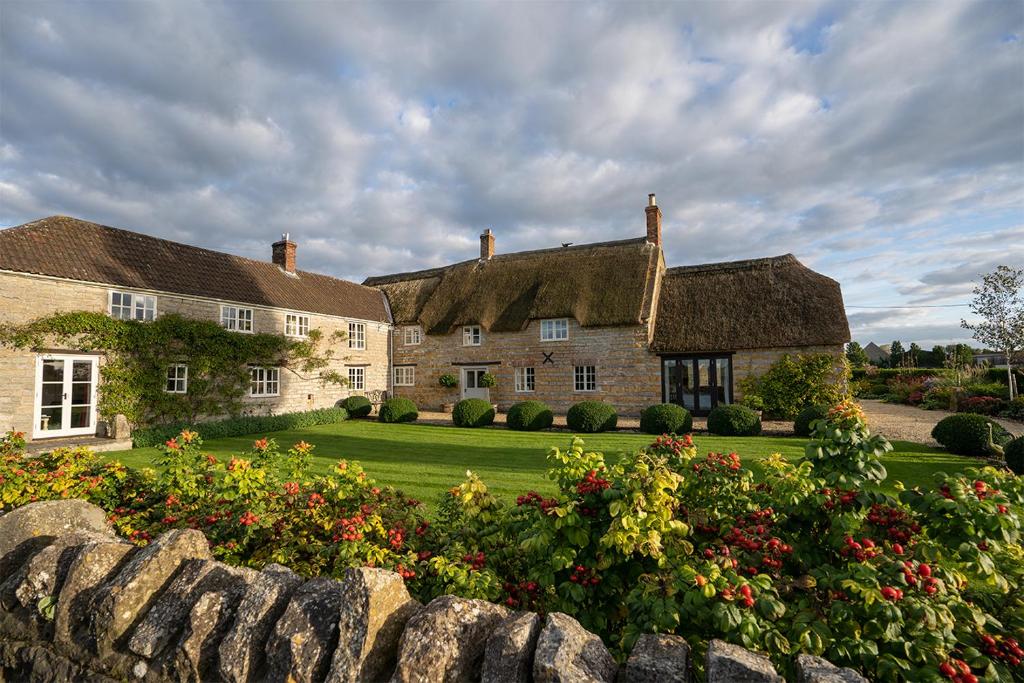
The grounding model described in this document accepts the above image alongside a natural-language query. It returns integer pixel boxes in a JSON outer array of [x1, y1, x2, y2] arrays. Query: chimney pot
[[480, 229, 495, 260], [272, 235, 297, 273], [645, 193, 662, 246]]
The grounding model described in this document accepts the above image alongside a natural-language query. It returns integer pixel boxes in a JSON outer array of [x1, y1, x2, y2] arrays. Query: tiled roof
[[0, 216, 390, 322]]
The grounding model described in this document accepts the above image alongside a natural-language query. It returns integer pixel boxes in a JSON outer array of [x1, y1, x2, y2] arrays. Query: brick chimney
[[272, 233, 297, 273], [645, 193, 662, 246], [480, 229, 495, 260]]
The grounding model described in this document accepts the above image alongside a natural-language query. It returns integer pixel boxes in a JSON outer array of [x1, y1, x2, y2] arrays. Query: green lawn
[[105, 420, 971, 511]]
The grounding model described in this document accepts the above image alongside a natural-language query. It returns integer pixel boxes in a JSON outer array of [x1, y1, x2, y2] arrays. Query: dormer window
[[403, 326, 422, 345], [462, 325, 482, 346], [540, 318, 569, 342]]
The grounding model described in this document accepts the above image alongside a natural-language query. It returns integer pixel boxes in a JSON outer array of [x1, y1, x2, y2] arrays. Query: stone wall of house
[[0, 271, 389, 438], [389, 319, 662, 416], [0, 499, 865, 683], [732, 344, 847, 400]]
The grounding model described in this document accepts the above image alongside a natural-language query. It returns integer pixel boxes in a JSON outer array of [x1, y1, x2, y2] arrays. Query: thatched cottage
[[365, 195, 850, 415]]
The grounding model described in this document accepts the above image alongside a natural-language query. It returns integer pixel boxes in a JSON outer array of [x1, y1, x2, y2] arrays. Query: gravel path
[[858, 399, 1024, 445]]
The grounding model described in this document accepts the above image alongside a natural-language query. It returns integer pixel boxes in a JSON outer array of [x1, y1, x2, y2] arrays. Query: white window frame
[[348, 366, 365, 390], [349, 322, 366, 350], [394, 366, 415, 386], [285, 313, 310, 338], [109, 290, 157, 321], [574, 365, 597, 392], [220, 305, 254, 333], [540, 318, 569, 342], [463, 325, 482, 346], [165, 364, 188, 394], [403, 326, 422, 346], [250, 367, 280, 397], [514, 367, 535, 393]]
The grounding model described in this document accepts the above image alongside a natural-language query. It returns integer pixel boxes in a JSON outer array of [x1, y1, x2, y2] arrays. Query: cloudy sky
[[1, 1, 1021, 346]]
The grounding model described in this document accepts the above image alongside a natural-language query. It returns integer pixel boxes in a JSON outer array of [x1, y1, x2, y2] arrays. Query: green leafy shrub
[[439, 373, 459, 388], [793, 404, 829, 438], [999, 397, 1024, 421], [566, 401, 617, 433], [921, 386, 956, 411], [479, 373, 497, 388], [132, 407, 348, 448], [340, 395, 372, 418], [931, 413, 1013, 456], [378, 397, 418, 423], [737, 394, 765, 412], [506, 401, 553, 431], [452, 398, 496, 428], [1005, 437, 1024, 475], [706, 404, 761, 436], [738, 353, 849, 419], [639, 404, 692, 435], [965, 382, 1011, 400]]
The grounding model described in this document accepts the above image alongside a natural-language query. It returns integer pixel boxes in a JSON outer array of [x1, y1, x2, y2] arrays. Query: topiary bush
[[452, 398, 495, 428], [378, 397, 418, 423], [793, 404, 830, 438], [506, 401, 553, 431], [566, 401, 617, 433], [931, 413, 1013, 456], [707, 404, 762, 436], [639, 403, 692, 435], [340, 395, 372, 418], [1006, 436, 1024, 475]]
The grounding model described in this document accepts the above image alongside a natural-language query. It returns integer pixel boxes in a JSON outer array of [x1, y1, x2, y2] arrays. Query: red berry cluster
[[820, 487, 859, 510], [517, 491, 559, 514], [865, 503, 921, 543], [576, 470, 611, 496], [307, 492, 326, 508], [332, 514, 366, 542], [387, 527, 405, 549], [714, 508, 792, 575], [691, 451, 741, 474], [880, 586, 903, 601], [568, 564, 601, 587], [282, 481, 300, 495], [238, 511, 259, 526], [938, 658, 978, 683], [900, 560, 940, 595], [721, 583, 756, 608], [503, 579, 541, 609], [980, 634, 1022, 668], [462, 551, 486, 570], [648, 434, 694, 456], [414, 521, 430, 536], [840, 535, 882, 562]]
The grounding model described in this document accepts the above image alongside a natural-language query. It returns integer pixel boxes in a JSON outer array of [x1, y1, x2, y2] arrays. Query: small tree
[[961, 265, 1023, 400], [907, 342, 921, 368], [845, 342, 869, 368], [888, 340, 905, 368]]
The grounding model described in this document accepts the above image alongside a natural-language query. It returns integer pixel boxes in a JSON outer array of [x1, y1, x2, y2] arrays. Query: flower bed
[[2, 400, 1022, 681]]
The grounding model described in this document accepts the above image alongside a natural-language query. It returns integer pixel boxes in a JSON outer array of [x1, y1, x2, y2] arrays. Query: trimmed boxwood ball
[[640, 403, 692, 435], [566, 401, 618, 433], [1006, 437, 1024, 475], [932, 413, 1012, 456], [707, 404, 762, 436], [452, 398, 495, 428], [340, 395, 372, 418], [506, 401, 554, 431], [378, 397, 418, 423], [794, 404, 830, 438]]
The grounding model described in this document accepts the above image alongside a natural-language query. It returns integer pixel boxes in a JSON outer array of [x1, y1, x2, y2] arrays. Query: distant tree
[[929, 345, 946, 368], [846, 342, 869, 368], [907, 343, 921, 368], [961, 265, 1024, 399], [889, 340, 905, 368]]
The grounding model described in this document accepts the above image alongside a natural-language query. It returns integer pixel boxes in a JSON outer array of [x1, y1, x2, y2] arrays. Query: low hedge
[[639, 404, 692, 435], [794, 404, 830, 438], [506, 401, 553, 431], [931, 413, 1013, 456], [707, 404, 762, 436], [339, 395, 372, 418], [566, 401, 617, 433], [1006, 436, 1024, 475], [452, 398, 495, 428], [378, 398, 418, 424], [131, 407, 349, 448]]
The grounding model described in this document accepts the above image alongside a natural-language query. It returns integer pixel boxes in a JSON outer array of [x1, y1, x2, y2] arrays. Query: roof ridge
[[364, 236, 650, 284], [665, 253, 797, 275]]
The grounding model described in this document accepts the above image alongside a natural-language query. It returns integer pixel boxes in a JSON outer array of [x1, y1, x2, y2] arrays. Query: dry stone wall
[[0, 500, 866, 682]]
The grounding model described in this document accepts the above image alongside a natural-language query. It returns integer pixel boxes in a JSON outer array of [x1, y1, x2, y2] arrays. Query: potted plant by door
[[480, 372, 498, 412], [439, 373, 459, 412]]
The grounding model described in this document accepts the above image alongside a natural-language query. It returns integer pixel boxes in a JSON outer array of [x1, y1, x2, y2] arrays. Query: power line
[[846, 304, 970, 309]]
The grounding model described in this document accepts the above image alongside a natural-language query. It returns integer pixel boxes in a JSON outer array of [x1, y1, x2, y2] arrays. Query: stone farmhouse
[[0, 196, 850, 442]]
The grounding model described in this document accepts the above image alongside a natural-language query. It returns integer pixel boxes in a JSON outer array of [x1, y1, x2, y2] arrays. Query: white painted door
[[461, 367, 490, 402], [34, 355, 99, 439]]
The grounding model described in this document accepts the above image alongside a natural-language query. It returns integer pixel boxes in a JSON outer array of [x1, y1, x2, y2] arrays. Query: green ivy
[[0, 311, 348, 427]]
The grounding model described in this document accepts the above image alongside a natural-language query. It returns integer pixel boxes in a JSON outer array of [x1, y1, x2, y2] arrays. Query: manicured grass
[[105, 420, 973, 512]]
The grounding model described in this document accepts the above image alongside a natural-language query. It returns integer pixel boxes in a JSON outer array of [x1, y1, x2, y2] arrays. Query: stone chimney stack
[[272, 233, 297, 273], [645, 194, 662, 246], [480, 229, 495, 260]]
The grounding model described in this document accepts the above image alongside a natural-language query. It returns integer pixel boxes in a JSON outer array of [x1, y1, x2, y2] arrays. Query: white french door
[[34, 355, 99, 439], [461, 367, 490, 402]]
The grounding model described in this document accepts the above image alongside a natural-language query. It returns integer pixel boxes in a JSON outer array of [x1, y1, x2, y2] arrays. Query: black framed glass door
[[661, 355, 732, 416]]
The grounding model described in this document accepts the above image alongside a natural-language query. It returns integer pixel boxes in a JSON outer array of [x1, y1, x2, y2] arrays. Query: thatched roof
[[0, 216, 390, 322], [364, 238, 660, 333], [650, 254, 850, 353]]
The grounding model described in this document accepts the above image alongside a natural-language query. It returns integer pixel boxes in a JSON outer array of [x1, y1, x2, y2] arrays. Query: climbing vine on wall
[[0, 312, 349, 426]]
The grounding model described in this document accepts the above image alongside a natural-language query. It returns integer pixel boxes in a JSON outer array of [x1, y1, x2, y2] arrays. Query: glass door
[[661, 356, 732, 416], [34, 355, 98, 438], [461, 367, 490, 402]]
